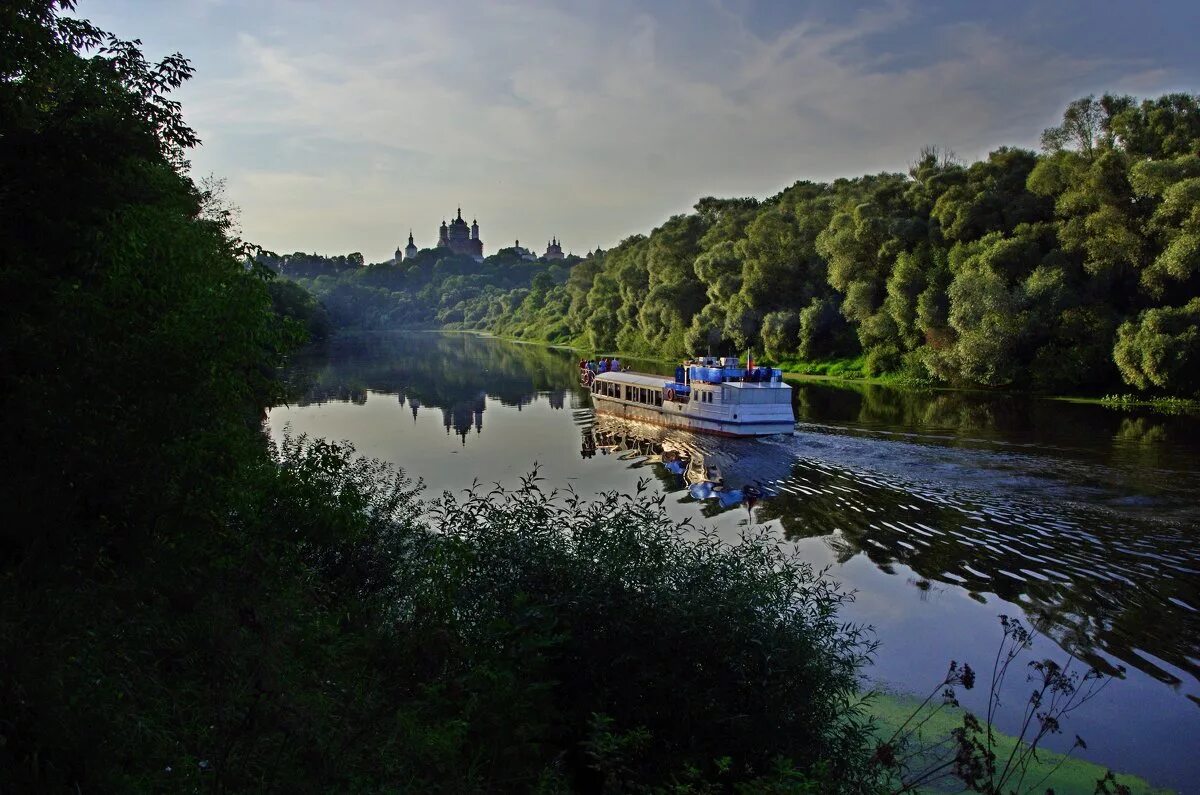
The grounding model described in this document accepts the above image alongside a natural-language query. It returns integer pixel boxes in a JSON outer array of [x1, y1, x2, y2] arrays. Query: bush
[[403, 472, 881, 792], [1113, 298, 1200, 395]]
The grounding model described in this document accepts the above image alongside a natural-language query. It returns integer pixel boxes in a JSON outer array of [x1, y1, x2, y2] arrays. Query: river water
[[270, 331, 1200, 792]]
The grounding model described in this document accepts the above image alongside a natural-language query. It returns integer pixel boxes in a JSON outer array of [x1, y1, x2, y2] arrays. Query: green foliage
[[408, 472, 881, 792], [267, 277, 331, 341], [1113, 298, 1200, 395]]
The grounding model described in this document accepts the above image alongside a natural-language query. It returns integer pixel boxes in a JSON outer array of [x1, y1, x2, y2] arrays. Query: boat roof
[[593, 370, 790, 389], [724, 380, 790, 389], [594, 370, 670, 388]]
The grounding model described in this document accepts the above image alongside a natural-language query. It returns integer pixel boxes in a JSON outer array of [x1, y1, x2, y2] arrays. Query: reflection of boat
[[662, 449, 689, 476], [582, 417, 773, 513], [584, 356, 794, 437]]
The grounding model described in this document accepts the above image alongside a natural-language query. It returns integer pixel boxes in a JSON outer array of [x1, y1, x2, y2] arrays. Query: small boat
[[582, 356, 794, 437]]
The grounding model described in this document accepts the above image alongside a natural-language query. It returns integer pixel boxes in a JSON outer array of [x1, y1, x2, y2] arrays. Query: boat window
[[655, 391, 663, 407]]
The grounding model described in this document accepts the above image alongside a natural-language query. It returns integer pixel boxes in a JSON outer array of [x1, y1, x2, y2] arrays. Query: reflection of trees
[[1115, 417, 1167, 445], [756, 459, 1200, 690], [282, 332, 585, 443], [791, 382, 1186, 476]]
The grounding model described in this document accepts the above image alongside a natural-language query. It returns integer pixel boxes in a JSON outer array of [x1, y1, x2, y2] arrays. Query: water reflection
[[588, 398, 1200, 698], [755, 458, 1200, 690], [582, 416, 769, 516], [283, 332, 590, 443]]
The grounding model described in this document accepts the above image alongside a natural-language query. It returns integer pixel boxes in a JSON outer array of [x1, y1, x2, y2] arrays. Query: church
[[394, 208, 484, 263], [438, 208, 484, 261], [395, 209, 568, 264]]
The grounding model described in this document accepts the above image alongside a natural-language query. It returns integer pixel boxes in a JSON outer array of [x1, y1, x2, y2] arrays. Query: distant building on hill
[[393, 230, 419, 264], [437, 208, 484, 261], [512, 240, 538, 261], [543, 237, 564, 261]]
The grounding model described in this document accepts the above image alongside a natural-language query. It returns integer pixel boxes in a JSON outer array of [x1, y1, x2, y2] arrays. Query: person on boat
[[599, 358, 609, 373], [612, 357, 621, 371]]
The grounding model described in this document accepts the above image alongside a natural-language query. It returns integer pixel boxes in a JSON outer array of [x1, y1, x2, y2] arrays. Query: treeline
[[263, 245, 578, 330], [495, 95, 1200, 396]]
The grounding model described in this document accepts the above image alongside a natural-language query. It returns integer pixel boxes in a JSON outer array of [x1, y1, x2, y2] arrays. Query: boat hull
[[592, 395, 794, 437]]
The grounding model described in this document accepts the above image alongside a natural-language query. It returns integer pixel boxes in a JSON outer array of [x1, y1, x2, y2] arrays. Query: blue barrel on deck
[[689, 365, 723, 383]]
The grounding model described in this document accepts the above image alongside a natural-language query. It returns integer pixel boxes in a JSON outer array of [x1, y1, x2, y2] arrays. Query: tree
[[761, 310, 801, 359], [1040, 95, 1108, 155], [1113, 299, 1200, 394]]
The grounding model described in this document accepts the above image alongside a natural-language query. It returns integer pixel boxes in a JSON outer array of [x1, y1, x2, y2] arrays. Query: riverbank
[[866, 693, 1173, 795], [426, 327, 1200, 415]]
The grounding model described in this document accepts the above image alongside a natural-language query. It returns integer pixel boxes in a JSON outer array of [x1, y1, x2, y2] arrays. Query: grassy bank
[[866, 693, 1174, 795], [1053, 393, 1200, 414]]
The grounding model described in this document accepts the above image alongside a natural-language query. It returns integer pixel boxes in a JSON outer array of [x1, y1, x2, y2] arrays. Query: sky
[[80, 0, 1198, 263]]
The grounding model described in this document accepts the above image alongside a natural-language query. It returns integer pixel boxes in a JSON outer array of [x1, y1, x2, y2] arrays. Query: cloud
[[95, 0, 1192, 260]]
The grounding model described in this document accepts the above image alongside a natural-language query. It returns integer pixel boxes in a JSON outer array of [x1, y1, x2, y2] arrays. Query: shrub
[[409, 472, 882, 792], [1113, 298, 1200, 395]]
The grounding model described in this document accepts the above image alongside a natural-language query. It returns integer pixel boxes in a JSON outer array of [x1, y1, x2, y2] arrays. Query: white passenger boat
[[582, 356, 794, 437]]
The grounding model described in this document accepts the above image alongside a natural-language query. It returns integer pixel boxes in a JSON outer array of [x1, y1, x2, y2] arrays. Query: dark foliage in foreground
[[411, 472, 877, 791], [1, 4, 881, 791]]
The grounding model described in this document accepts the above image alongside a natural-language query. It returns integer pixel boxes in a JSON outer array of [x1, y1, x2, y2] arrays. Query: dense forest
[[282, 93, 1200, 397], [262, 245, 579, 331]]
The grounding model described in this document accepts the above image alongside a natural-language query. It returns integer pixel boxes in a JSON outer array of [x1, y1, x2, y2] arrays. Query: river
[[270, 331, 1200, 792]]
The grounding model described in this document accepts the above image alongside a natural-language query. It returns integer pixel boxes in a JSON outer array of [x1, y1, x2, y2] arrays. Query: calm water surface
[[271, 332, 1200, 792]]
